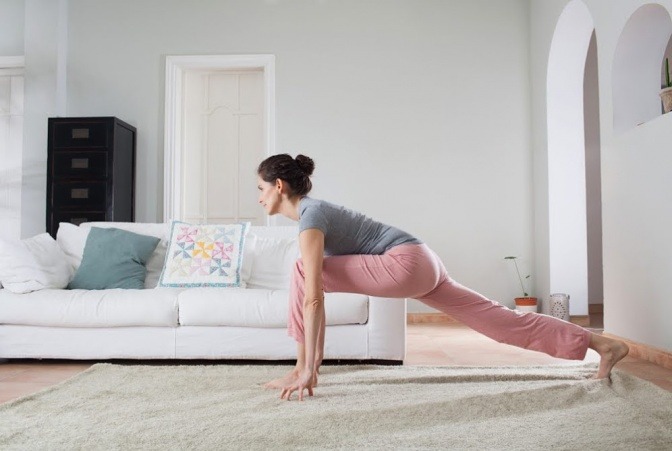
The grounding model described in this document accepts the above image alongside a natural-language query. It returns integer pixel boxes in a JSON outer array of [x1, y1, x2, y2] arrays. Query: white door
[[181, 69, 265, 225], [0, 67, 24, 240]]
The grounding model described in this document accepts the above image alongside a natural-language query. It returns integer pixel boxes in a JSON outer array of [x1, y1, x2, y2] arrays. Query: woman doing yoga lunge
[[258, 154, 629, 401]]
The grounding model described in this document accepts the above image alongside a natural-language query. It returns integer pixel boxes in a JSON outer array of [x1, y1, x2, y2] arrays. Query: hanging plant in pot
[[660, 58, 672, 114], [504, 256, 537, 313]]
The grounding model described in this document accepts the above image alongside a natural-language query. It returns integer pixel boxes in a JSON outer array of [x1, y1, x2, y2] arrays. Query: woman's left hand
[[280, 368, 315, 401]]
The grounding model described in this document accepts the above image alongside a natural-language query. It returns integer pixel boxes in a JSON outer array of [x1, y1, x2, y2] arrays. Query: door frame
[[163, 54, 275, 222], [0, 56, 25, 69]]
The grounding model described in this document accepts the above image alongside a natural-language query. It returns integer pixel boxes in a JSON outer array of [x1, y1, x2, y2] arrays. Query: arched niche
[[612, 4, 672, 133], [662, 35, 672, 90]]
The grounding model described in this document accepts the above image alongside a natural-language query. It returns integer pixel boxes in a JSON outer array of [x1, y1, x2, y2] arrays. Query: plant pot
[[514, 296, 538, 313], [660, 87, 672, 114]]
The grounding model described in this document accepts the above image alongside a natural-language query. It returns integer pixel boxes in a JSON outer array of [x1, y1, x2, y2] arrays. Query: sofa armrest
[[367, 297, 406, 361]]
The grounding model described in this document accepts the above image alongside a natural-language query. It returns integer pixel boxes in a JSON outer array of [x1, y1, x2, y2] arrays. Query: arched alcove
[[546, 0, 596, 316], [612, 4, 672, 133], [662, 35, 672, 92]]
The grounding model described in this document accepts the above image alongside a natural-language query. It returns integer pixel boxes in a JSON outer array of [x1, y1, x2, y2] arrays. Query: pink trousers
[[287, 243, 591, 360]]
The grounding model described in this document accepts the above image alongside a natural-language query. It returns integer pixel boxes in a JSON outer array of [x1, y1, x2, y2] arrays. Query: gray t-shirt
[[298, 197, 422, 256]]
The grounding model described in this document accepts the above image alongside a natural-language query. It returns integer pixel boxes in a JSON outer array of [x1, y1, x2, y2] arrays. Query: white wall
[[531, 0, 672, 352], [0, 0, 24, 56], [20, 0, 534, 312]]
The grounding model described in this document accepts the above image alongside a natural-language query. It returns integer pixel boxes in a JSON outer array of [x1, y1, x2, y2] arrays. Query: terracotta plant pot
[[514, 296, 538, 313], [660, 87, 672, 114]]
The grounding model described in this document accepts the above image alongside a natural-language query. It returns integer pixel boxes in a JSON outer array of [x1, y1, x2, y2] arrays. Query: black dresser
[[46, 117, 136, 237]]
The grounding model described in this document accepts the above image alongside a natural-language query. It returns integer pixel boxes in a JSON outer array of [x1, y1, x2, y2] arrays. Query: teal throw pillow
[[68, 227, 160, 290]]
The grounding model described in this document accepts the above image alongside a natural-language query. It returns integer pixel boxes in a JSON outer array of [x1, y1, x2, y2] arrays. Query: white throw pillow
[[55, 222, 90, 272], [245, 235, 300, 290], [159, 221, 250, 288], [240, 233, 257, 285], [0, 233, 73, 293], [143, 240, 168, 289]]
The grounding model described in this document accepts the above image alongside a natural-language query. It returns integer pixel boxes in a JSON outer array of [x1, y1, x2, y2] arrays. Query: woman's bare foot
[[263, 368, 300, 389], [589, 333, 630, 379]]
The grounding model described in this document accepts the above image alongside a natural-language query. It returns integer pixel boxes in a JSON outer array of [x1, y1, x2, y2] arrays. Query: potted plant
[[504, 256, 537, 312], [661, 57, 672, 114]]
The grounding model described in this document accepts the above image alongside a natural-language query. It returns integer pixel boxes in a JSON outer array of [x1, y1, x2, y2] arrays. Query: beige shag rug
[[1, 363, 671, 450]]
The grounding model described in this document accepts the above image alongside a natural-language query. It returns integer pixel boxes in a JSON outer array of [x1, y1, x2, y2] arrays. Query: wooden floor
[[1, 322, 671, 405], [406, 322, 672, 392]]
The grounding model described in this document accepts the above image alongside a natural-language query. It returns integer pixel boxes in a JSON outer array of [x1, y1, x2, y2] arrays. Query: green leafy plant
[[504, 256, 530, 297], [665, 57, 671, 89]]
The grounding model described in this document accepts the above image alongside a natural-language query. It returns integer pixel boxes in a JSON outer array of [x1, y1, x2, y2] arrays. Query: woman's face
[[257, 176, 281, 215]]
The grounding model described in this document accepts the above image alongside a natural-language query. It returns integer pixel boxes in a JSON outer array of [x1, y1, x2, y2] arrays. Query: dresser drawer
[[52, 182, 108, 208], [50, 211, 107, 237], [52, 151, 108, 179], [52, 121, 109, 148]]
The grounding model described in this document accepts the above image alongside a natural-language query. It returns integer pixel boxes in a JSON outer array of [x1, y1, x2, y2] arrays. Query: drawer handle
[[71, 158, 89, 169], [71, 188, 89, 199], [71, 128, 90, 139]]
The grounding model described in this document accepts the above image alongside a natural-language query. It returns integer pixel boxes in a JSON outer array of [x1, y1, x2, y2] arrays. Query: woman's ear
[[275, 178, 285, 194]]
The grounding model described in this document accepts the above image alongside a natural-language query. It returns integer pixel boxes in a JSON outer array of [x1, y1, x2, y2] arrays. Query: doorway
[[546, 1, 602, 320], [164, 55, 275, 225], [181, 68, 265, 224]]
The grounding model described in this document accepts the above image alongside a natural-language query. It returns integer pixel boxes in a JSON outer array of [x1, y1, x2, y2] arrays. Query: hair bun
[[295, 154, 315, 176]]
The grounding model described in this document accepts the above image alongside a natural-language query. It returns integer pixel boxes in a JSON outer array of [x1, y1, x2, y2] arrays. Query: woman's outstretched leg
[[417, 277, 592, 360], [418, 274, 628, 377]]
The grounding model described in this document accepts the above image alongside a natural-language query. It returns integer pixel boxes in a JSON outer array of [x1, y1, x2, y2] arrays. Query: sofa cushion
[[0, 288, 180, 327], [159, 221, 250, 288], [249, 225, 299, 240], [178, 288, 369, 327], [55, 222, 89, 273], [69, 227, 161, 290], [0, 233, 73, 293], [242, 226, 300, 290], [244, 236, 299, 290], [79, 222, 170, 289]]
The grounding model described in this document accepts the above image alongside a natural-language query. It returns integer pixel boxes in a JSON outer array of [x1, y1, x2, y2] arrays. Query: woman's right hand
[[280, 368, 316, 401]]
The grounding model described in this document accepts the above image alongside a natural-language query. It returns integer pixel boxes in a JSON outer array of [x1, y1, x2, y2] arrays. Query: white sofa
[[0, 223, 406, 362]]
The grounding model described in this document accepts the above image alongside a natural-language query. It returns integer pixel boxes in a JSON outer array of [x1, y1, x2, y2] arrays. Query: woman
[[257, 154, 629, 401]]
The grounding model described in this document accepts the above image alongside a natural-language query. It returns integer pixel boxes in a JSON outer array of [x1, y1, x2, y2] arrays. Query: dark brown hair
[[257, 154, 315, 196]]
